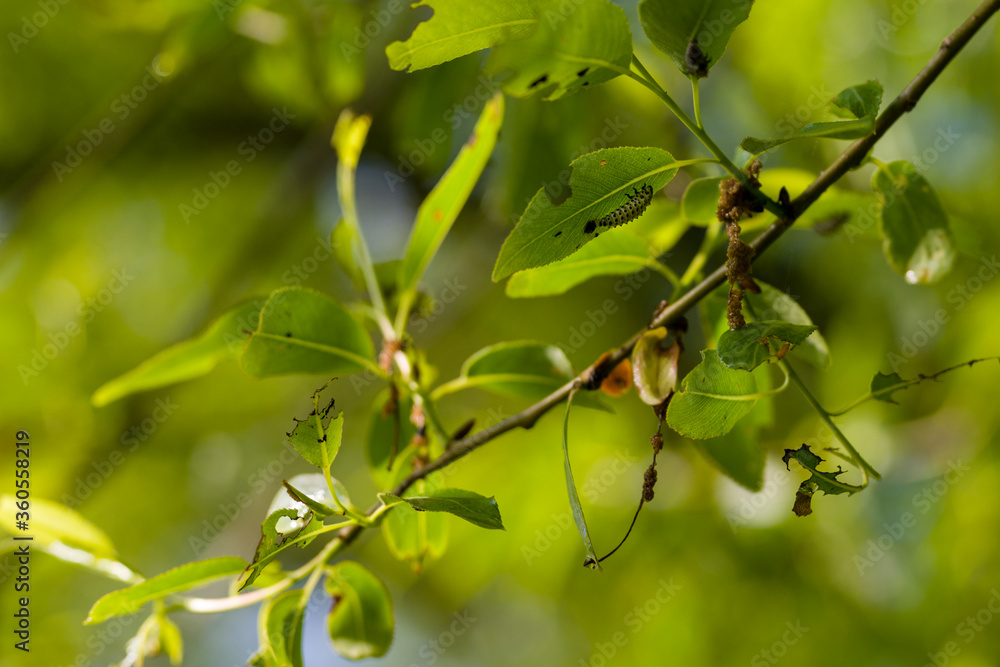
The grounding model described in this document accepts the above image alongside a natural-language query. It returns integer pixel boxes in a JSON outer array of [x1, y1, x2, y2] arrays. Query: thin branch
[[264, 0, 1000, 563]]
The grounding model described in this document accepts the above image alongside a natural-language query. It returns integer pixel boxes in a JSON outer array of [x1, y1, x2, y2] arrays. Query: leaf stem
[[779, 358, 880, 485]]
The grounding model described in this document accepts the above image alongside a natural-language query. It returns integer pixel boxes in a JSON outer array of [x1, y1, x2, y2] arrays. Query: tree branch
[[335, 0, 1000, 550]]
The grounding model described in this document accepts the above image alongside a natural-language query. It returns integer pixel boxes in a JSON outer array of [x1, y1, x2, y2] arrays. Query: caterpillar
[[584, 184, 654, 234]]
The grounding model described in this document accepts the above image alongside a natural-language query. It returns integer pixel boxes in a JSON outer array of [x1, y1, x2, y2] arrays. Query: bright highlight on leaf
[[872, 160, 955, 284]]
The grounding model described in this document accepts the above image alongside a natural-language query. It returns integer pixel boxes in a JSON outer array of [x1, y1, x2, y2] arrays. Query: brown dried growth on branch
[[720, 161, 763, 330]]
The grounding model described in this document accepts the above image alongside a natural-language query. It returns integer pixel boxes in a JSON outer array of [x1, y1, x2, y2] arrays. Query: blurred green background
[[2, 0, 1000, 665]]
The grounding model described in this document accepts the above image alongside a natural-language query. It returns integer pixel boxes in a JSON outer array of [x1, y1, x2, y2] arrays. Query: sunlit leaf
[[242, 510, 323, 590], [87, 557, 246, 624], [666, 349, 758, 439], [286, 387, 343, 470], [681, 177, 724, 225], [92, 300, 263, 406], [387, 0, 537, 72], [493, 147, 678, 280], [0, 495, 116, 558], [326, 561, 394, 659], [562, 391, 601, 570], [241, 287, 377, 378], [382, 479, 449, 572], [631, 328, 680, 405], [398, 94, 504, 295], [251, 589, 305, 667]]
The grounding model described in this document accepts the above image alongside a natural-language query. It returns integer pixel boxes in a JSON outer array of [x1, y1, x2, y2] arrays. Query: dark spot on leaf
[[554, 231, 562, 237], [577, 67, 589, 77], [529, 74, 549, 88], [582, 82, 589, 86], [285, 332, 292, 337], [584, 220, 597, 234]]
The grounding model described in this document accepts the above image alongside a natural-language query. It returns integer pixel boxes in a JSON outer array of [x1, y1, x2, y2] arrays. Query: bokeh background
[[2, 0, 1000, 665]]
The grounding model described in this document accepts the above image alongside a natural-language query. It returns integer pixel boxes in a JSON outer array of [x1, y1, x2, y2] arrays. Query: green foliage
[[87, 558, 246, 624], [638, 0, 755, 78], [717, 321, 817, 371], [741, 80, 883, 156], [380, 488, 505, 530], [747, 282, 830, 368], [695, 427, 765, 492], [387, 0, 537, 72], [241, 287, 377, 378], [486, 0, 633, 100], [286, 391, 343, 471], [681, 177, 726, 225], [398, 93, 504, 295], [91, 300, 262, 406], [250, 590, 305, 667], [242, 510, 322, 590], [325, 561, 394, 660], [666, 349, 758, 439], [631, 327, 679, 405], [505, 229, 659, 297], [872, 160, 956, 284], [562, 391, 602, 570], [434, 340, 577, 402], [493, 147, 678, 280], [0, 495, 117, 558]]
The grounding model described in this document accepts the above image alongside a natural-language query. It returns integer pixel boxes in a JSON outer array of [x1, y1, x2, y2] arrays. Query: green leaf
[[158, 616, 184, 665], [267, 475, 349, 529], [398, 93, 504, 296], [740, 118, 873, 156], [330, 219, 364, 292], [717, 321, 817, 371], [0, 495, 117, 558], [493, 147, 678, 280], [242, 510, 322, 590], [92, 299, 263, 406], [872, 160, 955, 284], [326, 561, 394, 659], [436, 341, 572, 401], [252, 590, 305, 667], [829, 79, 883, 121], [485, 0, 632, 100], [382, 479, 449, 571], [748, 281, 830, 368], [562, 391, 602, 570], [240, 287, 377, 378], [286, 387, 343, 470], [87, 557, 246, 624], [681, 177, 725, 225], [379, 488, 504, 530], [638, 0, 755, 78], [740, 80, 882, 157], [631, 328, 680, 405], [282, 480, 337, 519], [695, 427, 765, 492], [387, 0, 537, 72], [870, 371, 906, 404], [505, 229, 657, 298], [666, 349, 758, 439], [782, 444, 857, 516]]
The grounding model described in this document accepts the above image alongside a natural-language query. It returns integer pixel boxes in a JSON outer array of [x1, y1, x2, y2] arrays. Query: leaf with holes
[[748, 282, 830, 368], [717, 321, 817, 371], [486, 0, 633, 100], [493, 147, 678, 280]]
